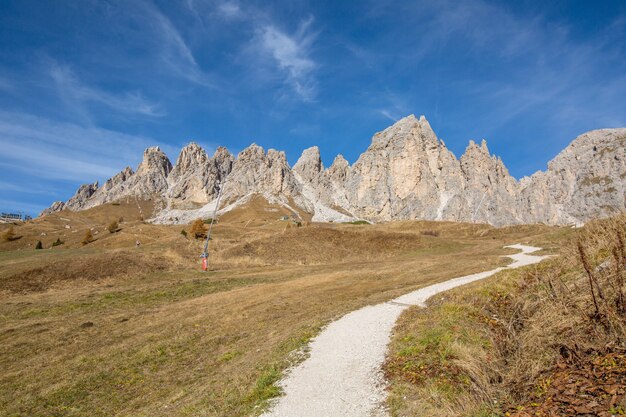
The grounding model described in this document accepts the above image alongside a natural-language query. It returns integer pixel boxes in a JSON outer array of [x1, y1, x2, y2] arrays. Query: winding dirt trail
[[261, 244, 549, 417]]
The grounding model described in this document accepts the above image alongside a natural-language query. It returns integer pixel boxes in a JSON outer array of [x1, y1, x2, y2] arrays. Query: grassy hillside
[[384, 215, 626, 416], [0, 198, 573, 416]]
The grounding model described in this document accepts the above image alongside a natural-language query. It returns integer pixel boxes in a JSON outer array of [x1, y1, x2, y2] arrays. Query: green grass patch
[[345, 220, 370, 225], [218, 350, 242, 363]]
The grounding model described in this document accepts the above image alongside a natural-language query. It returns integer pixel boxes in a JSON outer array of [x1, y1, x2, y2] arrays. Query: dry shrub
[[82, 229, 94, 245], [2, 226, 19, 241], [189, 219, 207, 239], [107, 220, 119, 233]]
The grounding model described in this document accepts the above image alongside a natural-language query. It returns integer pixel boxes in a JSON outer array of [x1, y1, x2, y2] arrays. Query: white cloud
[[379, 109, 398, 122], [355, 0, 626, 141], [0, 111, 158, 182], [49, 63, 165, 117], [218, 1, 242, 19], [107, 0, 213, 88], [259, 17, 317, 100], [142, 1, 214, 87]]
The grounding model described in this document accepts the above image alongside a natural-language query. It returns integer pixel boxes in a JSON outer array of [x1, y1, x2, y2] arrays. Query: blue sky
[[1, 0, 625, 215]]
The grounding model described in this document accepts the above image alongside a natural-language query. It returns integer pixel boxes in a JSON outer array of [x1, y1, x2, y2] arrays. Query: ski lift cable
[[201, 162, 232, 265]]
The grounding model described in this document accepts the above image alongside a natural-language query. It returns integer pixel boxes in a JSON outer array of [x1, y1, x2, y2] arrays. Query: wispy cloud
[[0, 111, 157, 182], [140, 0, 214, 87], [376, 90, 410, 123], [0, 198, 52, 215], [379, 109, 398, 122], [217, 1, 242, 19], [356, 0, 626, 139], [0, 180, 59, 196], [49, 62, 165, 117], [446, 2, 626, 133], [258, 17, 318, 101]]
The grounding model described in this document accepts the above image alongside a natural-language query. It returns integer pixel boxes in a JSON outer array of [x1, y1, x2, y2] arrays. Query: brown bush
[[82, 229, 94, 245], [189, 219, 207, 239], [107, 220, 119, 234], [2, 226, 18, 241]]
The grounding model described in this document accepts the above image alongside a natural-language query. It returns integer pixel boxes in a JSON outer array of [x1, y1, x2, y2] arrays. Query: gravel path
[[260, 244, 549, 417]]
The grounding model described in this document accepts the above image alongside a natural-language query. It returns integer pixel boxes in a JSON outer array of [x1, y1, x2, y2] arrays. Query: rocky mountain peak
[[137, 146, 172, 177], [294, 146, 323, 183], [518, 128, 626, 224], [461, 140, 497, 173], [267, 149, 288, 166], [328, 154, 349, 173], [464, 139, 489, 154], [99, 166, 134, 193], [40, 201, 65, 216], [461, 139, 515, 184], [417, 115, 439, 144], [324, 154, 350, 187], [222, 143, 299, 201], [172, 142, 208, 172], [212, 147, 235, 178], [65, 181, 98, 210], [370, 114, 440, 150], [237, 143, 265, 161], [213, 146, 233, 161]]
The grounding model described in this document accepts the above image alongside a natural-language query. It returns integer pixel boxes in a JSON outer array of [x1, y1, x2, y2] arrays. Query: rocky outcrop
[[343, 115, 466, 221], [89, 166, 134, 203], [458, 139, 520, 225], [291, 146, 355, 222], [126, 146, 172, 199], [293, 146, 323, 183], [41, 115, 625, 226], [39, 201, 66, 217], [46, 147, 172, 212], [223, 144, 303, 204], [166, 143, 234, 209], [518, 128, 626, 225], [65, 181, 99, 210]]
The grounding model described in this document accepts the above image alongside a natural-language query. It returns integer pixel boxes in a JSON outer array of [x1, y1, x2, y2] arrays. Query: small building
[[0, 212, 32, 222]]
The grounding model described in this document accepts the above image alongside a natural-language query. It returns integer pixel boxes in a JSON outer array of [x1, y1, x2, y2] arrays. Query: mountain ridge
[[42, 115, 626, 226]]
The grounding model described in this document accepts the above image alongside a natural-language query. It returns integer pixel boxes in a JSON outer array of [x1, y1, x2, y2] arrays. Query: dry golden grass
[[0, 198, 156, 251], [384, 214, 626, 417], [0, 198, 573, 416]]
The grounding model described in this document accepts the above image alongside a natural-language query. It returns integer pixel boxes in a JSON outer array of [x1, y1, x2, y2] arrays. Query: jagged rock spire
[[294, 146, 323, 183]]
